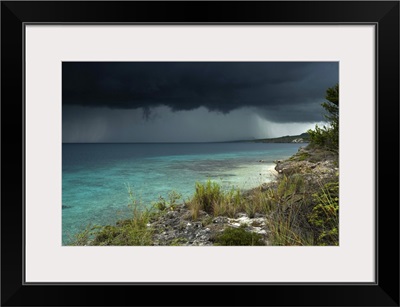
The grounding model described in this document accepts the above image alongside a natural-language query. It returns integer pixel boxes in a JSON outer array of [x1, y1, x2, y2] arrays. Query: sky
[[62, 62, 338, 143]]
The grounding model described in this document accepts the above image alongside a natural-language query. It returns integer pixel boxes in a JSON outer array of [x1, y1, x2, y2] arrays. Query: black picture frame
[[1, 1, 399, 306]]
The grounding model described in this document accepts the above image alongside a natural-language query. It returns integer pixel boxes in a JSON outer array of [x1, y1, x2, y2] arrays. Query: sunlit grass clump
[[188, 180, 268, 220]]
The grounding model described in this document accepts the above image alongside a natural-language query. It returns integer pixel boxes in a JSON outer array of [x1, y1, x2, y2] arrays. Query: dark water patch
[[167, 160, 242, 173], [204, 173, 237, 178]]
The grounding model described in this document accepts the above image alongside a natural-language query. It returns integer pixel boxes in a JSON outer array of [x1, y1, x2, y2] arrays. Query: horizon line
[[62, 140, 254, 144]]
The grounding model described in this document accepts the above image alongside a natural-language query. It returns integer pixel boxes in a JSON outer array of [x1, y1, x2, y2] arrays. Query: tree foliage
[[308, 84, 339, 152]]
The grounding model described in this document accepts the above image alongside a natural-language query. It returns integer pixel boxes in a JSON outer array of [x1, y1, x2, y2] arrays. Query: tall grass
[[308, 181, 339, 245], [188, 178, 305, 221], [244, 187, 271, 217], [188, 180, 249, 219], [267, 201, 315, 246], [69, 185, 154, 246], [265, 174, 315, 246], [193, 180, 223, 214], [265, 174, 339, 246]]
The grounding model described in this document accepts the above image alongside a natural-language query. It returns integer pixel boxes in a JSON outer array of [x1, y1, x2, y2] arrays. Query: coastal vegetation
[[252, 132, 310, 144], [307, 83, 339, 152], [214, 225, 264, 246], [68, 84, 339, 246]]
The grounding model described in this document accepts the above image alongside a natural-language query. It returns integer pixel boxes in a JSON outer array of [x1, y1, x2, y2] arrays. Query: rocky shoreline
[[150, 208, 269, 246], [73, 144, 338, 246], [140, 145, 338, 246]]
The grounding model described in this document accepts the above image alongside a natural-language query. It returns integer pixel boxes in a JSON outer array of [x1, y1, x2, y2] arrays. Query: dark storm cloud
[[62, 62, 338, 122]]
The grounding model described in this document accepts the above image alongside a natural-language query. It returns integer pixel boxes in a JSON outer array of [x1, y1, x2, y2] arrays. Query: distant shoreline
[[62, 141, 307, 144], [61, 132, 311, 145]]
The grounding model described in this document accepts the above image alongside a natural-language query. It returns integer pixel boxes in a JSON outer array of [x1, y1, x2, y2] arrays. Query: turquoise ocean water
[[62, 142, 302, 244]]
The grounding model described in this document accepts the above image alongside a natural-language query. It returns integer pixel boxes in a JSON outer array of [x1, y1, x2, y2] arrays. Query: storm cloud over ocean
[[62, 62, 338, 142]]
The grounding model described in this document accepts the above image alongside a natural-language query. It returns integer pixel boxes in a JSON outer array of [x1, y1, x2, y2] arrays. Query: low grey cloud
[[62, 105, 324, 143]]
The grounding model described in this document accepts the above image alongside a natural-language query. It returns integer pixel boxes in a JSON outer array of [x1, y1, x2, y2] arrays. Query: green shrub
[[214, 225, 264, 246], [308, 181, 339, 246], [73, 185, 155, 246], [153, 190, 182, 211], [291, 152, 310, 161], [92, 222, 153, 246], [308, 124, 338, 152], [154, 195, 168, 211], [88, 204, 154, 246], [307, 84, 339, 152], [68, 224, 95, 246]]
